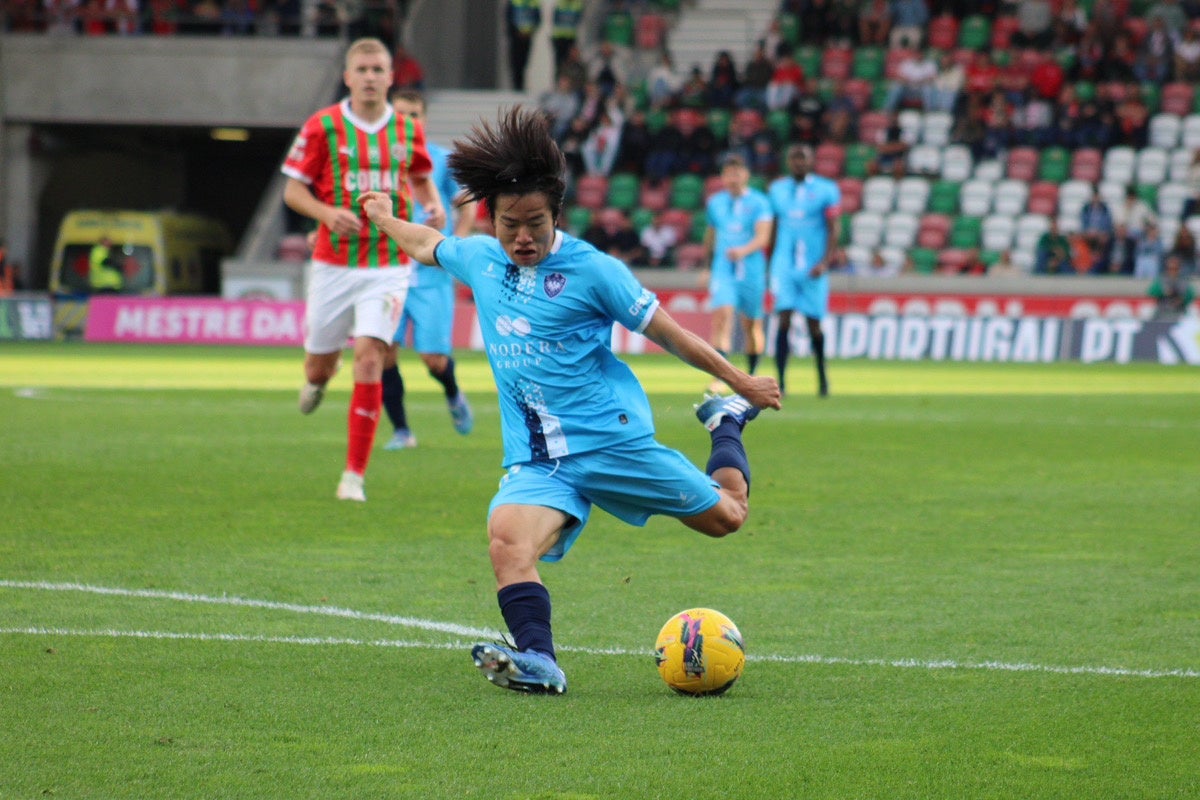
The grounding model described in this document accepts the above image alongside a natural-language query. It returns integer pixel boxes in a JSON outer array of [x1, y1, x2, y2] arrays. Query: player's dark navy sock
[[706, 418, 751, 491], [813, 332, 828, 394], [774, 324, 790, 392], [747, 353, 759, 375], [380, 364, 408, 430], [498, 581, 556, 661], [430, 356, 460, 400]]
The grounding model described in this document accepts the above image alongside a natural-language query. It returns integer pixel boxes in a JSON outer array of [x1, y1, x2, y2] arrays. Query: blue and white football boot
[[470, 642, 567, 695], [694, 393, 761, 431]]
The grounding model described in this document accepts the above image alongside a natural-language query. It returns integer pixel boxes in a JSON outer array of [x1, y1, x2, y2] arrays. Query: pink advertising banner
[[85, 296, 306, 345]]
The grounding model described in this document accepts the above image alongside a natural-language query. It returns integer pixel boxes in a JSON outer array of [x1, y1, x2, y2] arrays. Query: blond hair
[[345, 37, 391, 69]]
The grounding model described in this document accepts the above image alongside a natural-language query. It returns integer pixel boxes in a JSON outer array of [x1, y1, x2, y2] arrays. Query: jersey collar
[[340, 98, 395, 135]]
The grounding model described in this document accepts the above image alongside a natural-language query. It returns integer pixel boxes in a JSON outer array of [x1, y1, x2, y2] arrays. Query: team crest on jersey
[[544, 272, 566, 298]]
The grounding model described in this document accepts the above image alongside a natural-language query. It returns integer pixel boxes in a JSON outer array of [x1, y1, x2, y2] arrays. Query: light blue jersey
[[706, 188, 772, 280], [435, 231, 661, 467], [768, 173, 841, 318], [395, 142, 459, 353]]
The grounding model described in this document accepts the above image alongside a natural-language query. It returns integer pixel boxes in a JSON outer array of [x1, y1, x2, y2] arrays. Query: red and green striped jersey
[[282, 100, 433, 267]]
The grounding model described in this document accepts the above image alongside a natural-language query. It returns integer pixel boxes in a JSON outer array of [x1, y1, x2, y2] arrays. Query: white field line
[[2, 580, 1197, 680]]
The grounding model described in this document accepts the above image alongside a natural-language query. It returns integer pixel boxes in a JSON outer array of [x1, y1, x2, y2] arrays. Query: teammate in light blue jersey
[[768, 144, 842, 397], [703, 153, 774, 382], [358, 107, 780, 695], [380, 91, 478, 450]]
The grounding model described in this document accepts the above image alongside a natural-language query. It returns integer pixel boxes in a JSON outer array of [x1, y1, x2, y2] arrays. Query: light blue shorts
[[489, 436, 721, 562], [709, 271, 767, 319], [393, 281, 454, 355], [772, 269, 829, 320]]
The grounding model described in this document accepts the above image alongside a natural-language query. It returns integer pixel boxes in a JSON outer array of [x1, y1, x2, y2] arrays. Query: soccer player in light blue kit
[[768, 144, 842, 397], [358, 108, 781, 694], [703, 153, 774, 382], [380, 91, 478, 449]]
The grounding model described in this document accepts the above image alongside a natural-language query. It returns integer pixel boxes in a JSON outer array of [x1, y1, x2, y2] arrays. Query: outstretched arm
[[643, 306, 782, 411], [357, 191, 445, 266]]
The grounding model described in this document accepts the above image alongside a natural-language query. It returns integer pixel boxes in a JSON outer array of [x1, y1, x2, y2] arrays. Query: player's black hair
[[448, 106, 566, 223]]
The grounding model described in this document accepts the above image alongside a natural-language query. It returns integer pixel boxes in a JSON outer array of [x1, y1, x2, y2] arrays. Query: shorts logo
[[544, 272, 566, 298]]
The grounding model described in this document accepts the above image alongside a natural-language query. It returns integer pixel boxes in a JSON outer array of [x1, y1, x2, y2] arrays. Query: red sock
[[346, 381, 382, 475]]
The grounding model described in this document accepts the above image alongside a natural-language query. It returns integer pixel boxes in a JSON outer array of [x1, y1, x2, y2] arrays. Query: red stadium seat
[[837, 177, 863, 213], [574, 174, 609, 209], [639, 178, 671, 212], [821, 46, 853, 80], [673, 242, 708, 270], [927, 15, 960, 50], [1027, 181, 1059, 216], [1070, 148, 1102, 183], [1006, 147, 1040, 182], [659, 208, 695, 245], [884, 48, 918, 80], [635, 13, 667, 50], [857, 111, 891, 146], [815, 143, 847, 178], [991, 16, 1020, 49], [917, 213, 952, 249], [1161, 83, 1195, 116], [843, 78, 873, 112]]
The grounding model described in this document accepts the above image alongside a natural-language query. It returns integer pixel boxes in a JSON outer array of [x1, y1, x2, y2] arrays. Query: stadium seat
[[635, 13, 668, 50], [852, 47, 885, 80], [1006, 148, 1040, 182], [844, 144, 876, 178], [884, 48, 918, 81], [938, 247, 976, 273], [766, 109, 792, 144], [958, 15, 991, 50], [1148, 113, 1182, 149], [907, 144, 942, 176], [690, 209, 708, 243], [1102, 147, 1137, 185], [1015, 213, 1051, 254], [940, 145, 974, 182], [1158, 182, 1192, 220], [1055, 212, 1082, 235], [861, 175, 897, 214], [897, 110, 923, 145], [858, 111, 891, 146], [673, 242, 708, 270], [1027, 181, 1060, 216], [990, 15, 1020, 49], [607, 172, 640, 211], [1136, 147, 1170, 186], [917, 213, 952, 248], [814, 143, 846, 178], [850, 210, 885, 248], [920, 112, 954, 147], [844, 78, 873, 112], [669, 174, 705, 211], [993, 179, 1029, 216], [630, 207, 655, 233], [910, 247, 938, 273], [1057, 180, 1094, 219], [982, 214, 1015, 251], [973, 159, 1005, 182], [927, 14, 960, 50], [574, 174, 609, 209], [777, 12, 800, 46], [837, 178, 864, 214], [1070, 148, 1103, 182], [796, 46, 822, 79], [1125, 16, 1149, 47], [638, 178, 671, 212], [659, 208, 695, 245], [1038, 147, 1071, 183], [1182, 114, 1200, 149], [706, 108, 732, 143], [604, 11, 634, 45], [959, 179, 995, 217], [895, 176, 931, 214], [884, 212, 919, 249], [949, 216, 983, 248], [821, 46, 853, 80], [566, 206, 593, 236], [702, 174, 724, 200], [1170, 147, 1195, 182], [928, 180, 960, 214]]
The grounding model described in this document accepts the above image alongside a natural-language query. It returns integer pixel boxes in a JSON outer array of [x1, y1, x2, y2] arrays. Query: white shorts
[[304, 261, 410, 354]]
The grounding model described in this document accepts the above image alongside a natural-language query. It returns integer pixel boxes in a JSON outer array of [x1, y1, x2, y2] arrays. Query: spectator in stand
[[1030, 56, 1065, 103], [1075, 26, 1107, 81], [1102, 32, 1138, 82], [1053, 0, 1088, 46], [645, 50, 683, 109], [558, 44, 588, 94], [889, 0, 930, 49], [581, 107, 624, 176], [1034, 217, 1073, 274], [1012, 0, 1054, 48], [798, 0, 829, 45], [43, 0, 80, 33], [1174, 25, 1200, 81], [765, 43, 806, 112], [639, 211, 679, 268], [980, 95, 1015, 160], [929, 51, 965, 113], [539, 74, 581, 142], [505, 0, 541, 91], [1079, 188, 1115, 273], [583, 211, 644, 264], [612, 109, 652, 176], [868, 111, 909, 178], [558, 115, 591, 182], [727, 110, 778, 177], [588, 40, 631, 100], [79, 0, 110, 34], [964, 51, 1000, 103], [1074, 100, 1115, 150], [884, 49, 938, 112], [221, 0, 255, 35], [677, 65, 710, 109], [1149, 255, 1196, 318], [1131, 220, 1166, 279], [856, 250, 901, 277], [644, 109, 718, 180], [1181, 149, 1200, 221], [1168, 225, 1199, 276], [1147, 0, 1187, 37], [392, 44, 425, 90], [737, 40, 774, 111], [1135, 17, 1174, 84], [549, 0, 583, 76], [951, 95, 989, 158], [858, 0, 893, 46], [794, 78, 833, 144], [988, 250, 1023, 278], [706, 50, 741, 109], [1114, 88, 1150, 148]]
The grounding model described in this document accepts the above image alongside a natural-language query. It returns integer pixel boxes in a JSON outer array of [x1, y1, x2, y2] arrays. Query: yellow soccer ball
[[654, 608, 745, 696]]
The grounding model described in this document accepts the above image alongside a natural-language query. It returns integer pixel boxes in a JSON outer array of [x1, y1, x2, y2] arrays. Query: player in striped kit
[[282, 37, 444, 501]]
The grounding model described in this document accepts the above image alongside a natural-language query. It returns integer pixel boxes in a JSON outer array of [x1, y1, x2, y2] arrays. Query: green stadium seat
[[796, 47, 821, 80], [607, 172, 639, 211], [928, 180, 960, 214], [1075, 81, 1096, 103], [1136, 184, 1158, 208], [844, 144, 875, 179], [766, 109, 792, 144], [604, 12, 633, 46], [852, 47, 885, 81], [1038, 147, 1070, 183], [670, 174, 705, 211], [910, 247, 938, 274], [707, 108, 732, 143], [690, 210, 707, 243], [958, 15, 991, 50], [630, 207, 655, 234], [646, 108, 669, 134], [778, 13, 800, 46], [566, 206, 592, 236], [949, 216, 982, 249]]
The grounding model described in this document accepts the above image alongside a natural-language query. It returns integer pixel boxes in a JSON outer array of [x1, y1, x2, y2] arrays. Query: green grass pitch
[[1, 343, 1197, 799]]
